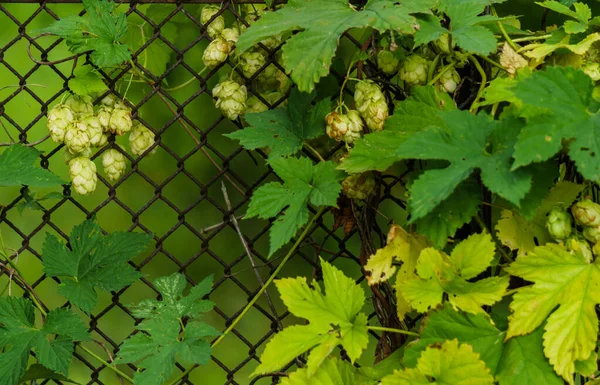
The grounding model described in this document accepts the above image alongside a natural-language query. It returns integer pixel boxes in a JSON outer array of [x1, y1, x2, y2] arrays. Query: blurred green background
[[0, 0, 579, 384]]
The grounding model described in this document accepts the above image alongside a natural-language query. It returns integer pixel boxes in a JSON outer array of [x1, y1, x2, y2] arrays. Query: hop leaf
[[246, 157, 344, 256], [0, 297, 90, 385], [280, 357, 358, 385], [117, 273, 219, 385], [381, 339, 494, 385], [42, 218, 152, 313], [226, 89, 330, 158], [236, 0, 436, 92], [68, 65, 107, 96], [253, 258, 368, 377], [505, 243, 600, 383], [399, 233, 509, 314], [36, 0, 130, 68], [402, 306, 562, 385], [0, 145, 64, 188]]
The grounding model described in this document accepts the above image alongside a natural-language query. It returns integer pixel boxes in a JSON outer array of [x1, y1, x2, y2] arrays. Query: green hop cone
[[436, 68, 461, 94], [129, 121, 156, 156], [213, 80, 247, 120], [200, 5, 225, 38], [583, 62, 600, 82], [64, 120, 91, 154], [433, 33, 455, 54], [572, 199, 600, 227], [260, 34, 283, 51], [47, 104, 75, 143], [102, 148, 127, 182], [354, 80, 388, 132], [325, 110, 364, 144], [69, 156, 97, 195], [565, 235, 593, 262], [377, 50, 399, 75], [202, 37, 231, 68], [545, 207, 573, 240], [239, 51, 266, 78], [109, 102, 133, 136], [64, 147, 92, 164], [245, 92, 285, 114], [584, 225, 600, 244], [399, 54, 429, 86], [65, 95, 94, 116], [96, 105, 113, 131], [256, 64, 283, 92], [242, 3, 266, 18], [81, 114, 107, 147], [342, 173, 376, 200], [221, 27, 239, 46]]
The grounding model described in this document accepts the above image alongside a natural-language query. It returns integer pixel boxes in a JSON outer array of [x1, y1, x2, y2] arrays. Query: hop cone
[[377, 50, 399, 75], [239, 51, 266, 78], [572, 199, 600, 227], [545, 207, 573, 240], [213, 80, 247, 120], [565, 235, 593, 262], [433, 33, 455, 54], [129, 122, 156, 156], [354, 80, 388, 132], [202, 37, 231, 68], [81, 114, 107, 147], [436, 68, 461, 93], [399, 54, 429, 86], [64, 148, 92, 164], [69, 157, 97, 195], [583, 62, 600, 81], [200, 5, 225, 38], [102, 148, 127, 182], [65, 95, 94, 116], [584, 225, 600, 243], [343, 173, 376, 200], [47, 104, 75, 143], [64, 120, 91, 154], [221, 27, 239, 46], [109, 102, 133, 135], [325, 110, 364, 144]]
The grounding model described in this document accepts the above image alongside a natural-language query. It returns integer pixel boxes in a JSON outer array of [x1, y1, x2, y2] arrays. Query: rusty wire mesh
[[0, 1, 409, 384]]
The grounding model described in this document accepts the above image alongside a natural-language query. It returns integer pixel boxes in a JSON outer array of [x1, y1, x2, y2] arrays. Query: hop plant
[[46, 104, 75, 143], [572, 199, 600, 227], [69, 156, 97, 195], [399, 54, 429, 86], [433, 33, 455, 54], [200, 5, 225, 38], [242, 3, 266, 18], [221, 27, 239, 46], [246, 92, 284, 114], [213, 80, 247, 120], [96, 105, 113, 131], [81, 114, 106, 147], [109, 102, 133, 135], [354, 80, 388, 132], [583, 62, 600, 81], [546, 207, 573, 240], [342, 173, 376, 200], [436, 68, 461, 93], [583, 225, 600, 243], [565, 235, 593, 262], [377, 50, 399, 75], [129, 121, 156, 156], [325, 110, 364, 144], [102, 148, 127, 182], [64, 121, 91, 154], [64, 147, 92, 164], [256, 64, 283, 92], [239, 51, 266, 78], [202, 37, 231, 68], [65, 95, 94, 116]]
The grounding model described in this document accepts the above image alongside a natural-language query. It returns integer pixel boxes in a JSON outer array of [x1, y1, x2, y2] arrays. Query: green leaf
[[340, 86, 455, 174], [413, 179, 481, 248], [16, 190, 65, 215], [382, 339, 494, 385], [68, 65, 107, 96], [414, 0, 501, 55], [117, 273, 218, 385], [42, 218, 152, 313], [505, 243, 600, 382], [37, 0, 130, 68], [236, 0, 435, 92], [246, 157, 344, 256], [281, 356, 358, 385], [399, 233, 509, 314], [402, 307, 562, 385], [0, 145, 64, 188], [537, 1, 591, 33], [495, 181, 584, 256], [253, 258, 368, 377], [0, 297, 89, 385], [226, 89, 330, 158], [18, 364, 80, 384], [398, 111, 531, 221], [511, 66, 600, 182]]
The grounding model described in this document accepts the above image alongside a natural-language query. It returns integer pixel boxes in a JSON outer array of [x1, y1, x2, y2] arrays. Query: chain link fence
[[0, 1, 409, 383]]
